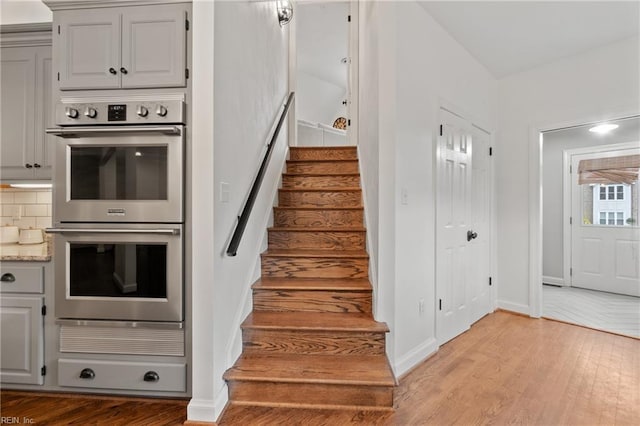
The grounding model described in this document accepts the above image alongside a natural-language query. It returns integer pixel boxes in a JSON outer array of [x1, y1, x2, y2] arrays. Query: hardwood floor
[[0, 391, 188, 425], [2, 311, 638, 424], [219, 311, 639, 425]]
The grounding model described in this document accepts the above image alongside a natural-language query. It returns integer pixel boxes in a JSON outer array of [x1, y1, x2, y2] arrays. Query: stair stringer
[[223, 146, 290, 378]]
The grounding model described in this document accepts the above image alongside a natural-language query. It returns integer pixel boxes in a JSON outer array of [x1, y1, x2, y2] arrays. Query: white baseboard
[[497, 300, 530, 316], [542, 275, 564, 286], [187, 398, 217, 423], [214, 386, 229, 420], [393, 337, 438, 377]]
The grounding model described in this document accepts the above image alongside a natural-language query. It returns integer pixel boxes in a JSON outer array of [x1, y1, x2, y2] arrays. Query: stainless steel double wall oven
[[47, 99, 185, 323]]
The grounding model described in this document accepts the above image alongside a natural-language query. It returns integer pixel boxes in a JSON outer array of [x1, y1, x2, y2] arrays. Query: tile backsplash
[[0, 188, 52, 230]]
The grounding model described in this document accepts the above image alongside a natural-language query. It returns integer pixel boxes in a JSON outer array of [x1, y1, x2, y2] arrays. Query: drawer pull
[[143, 371, 159, 382], [79, 368, 95, 379], [0, 273, 16, 283]]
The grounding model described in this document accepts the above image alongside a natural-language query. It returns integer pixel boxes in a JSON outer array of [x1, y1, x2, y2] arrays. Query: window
[[617, 212, 624, 226], [598, 211, 626, 226], [608, 186, 615, 200], [599, 186, 606, 200], [599, 212, 606, 225], [616, 185, 624, 200]]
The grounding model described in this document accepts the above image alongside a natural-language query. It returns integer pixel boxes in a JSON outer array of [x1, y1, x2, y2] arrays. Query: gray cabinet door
[[58, 9, 121, 90], [35, 46, 53, 179], [0, 48, 36, 180], [0, 296, 44, 385], [121, 4, 187, 88]]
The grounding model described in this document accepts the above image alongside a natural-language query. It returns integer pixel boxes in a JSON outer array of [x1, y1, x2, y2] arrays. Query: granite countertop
[[0, 237, 53, 262]]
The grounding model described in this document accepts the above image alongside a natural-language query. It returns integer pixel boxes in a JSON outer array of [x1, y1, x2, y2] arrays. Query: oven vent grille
[[60, 325, 184, 357]]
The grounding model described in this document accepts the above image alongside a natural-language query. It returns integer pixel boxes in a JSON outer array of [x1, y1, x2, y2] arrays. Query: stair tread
[[283, 173, 360, 177], [279, 188, 361, 192], [290, 147, 357, 150], [274, 206, 363, 211], [287, 159, 358, 163], [224, 353, 396, 386], [268, 227, 366, 232], [242, 312, 388, 332], [262, 249, 369, 258], [253, 277, 371, 291]]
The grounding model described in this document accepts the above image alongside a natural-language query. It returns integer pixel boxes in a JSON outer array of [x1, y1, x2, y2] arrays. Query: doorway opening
[[292, 1, 357, 147], [540, 116, 640, 337]]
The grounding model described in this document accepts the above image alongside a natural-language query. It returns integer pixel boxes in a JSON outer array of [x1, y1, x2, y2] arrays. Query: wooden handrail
[[226, 92, 295, 257]]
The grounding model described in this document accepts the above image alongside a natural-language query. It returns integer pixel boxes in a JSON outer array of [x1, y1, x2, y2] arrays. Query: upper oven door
[[50, 125, 184, 223]]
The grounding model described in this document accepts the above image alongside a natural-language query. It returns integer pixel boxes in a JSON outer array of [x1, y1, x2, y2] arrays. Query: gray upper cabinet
[[0, 43, 53, 181], [57, 4, 188, 90]]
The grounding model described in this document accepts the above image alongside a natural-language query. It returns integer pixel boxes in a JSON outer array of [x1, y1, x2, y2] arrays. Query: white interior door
[[571, 148, 640, 296], [436, 110, 472, 345], [468, 128, 492, 324]]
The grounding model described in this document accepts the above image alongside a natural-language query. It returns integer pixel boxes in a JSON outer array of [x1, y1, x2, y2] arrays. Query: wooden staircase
[[223, 146, 396, 411]]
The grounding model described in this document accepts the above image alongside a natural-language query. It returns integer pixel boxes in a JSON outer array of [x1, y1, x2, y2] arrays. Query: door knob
[[467, 230, 478, 241]]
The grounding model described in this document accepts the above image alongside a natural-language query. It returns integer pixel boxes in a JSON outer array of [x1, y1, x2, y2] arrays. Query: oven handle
[[46, 228, 181, 236], [45, 126, 182, 137]]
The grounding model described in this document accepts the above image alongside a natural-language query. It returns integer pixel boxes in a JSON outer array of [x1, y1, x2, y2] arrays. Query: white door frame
[[562, 142, 639, 289], [528, 111, 640, 318], [288, 0, 359, 146]]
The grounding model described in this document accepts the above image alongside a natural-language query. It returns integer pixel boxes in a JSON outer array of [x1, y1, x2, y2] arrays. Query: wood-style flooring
[[2, 311, 639, 425], [543, 284, 640, 338]]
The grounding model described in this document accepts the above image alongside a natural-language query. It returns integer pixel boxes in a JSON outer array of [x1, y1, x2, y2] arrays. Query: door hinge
[[489, 147, 493, 156], [348, 119, 351, 127], [570, 164, 572, 173], [570, 267, 573, 276], [489, 276, 492, 286], [185, 68, 189, 79], [41, 366, 47, 376], [57, 72, 60, 81], [348, 15, 351, 22], [570, 216, 572, 225], [439, 299, 442, 311], [439, 125, 443, 136], [57, 25, 60, 35], [41, 305, 46, 316], [186, 19, 190, 31]]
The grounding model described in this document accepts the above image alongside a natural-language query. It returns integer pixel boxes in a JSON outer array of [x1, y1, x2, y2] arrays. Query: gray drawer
[[0, 265, 43, 294], [58, 358, 186, 392]]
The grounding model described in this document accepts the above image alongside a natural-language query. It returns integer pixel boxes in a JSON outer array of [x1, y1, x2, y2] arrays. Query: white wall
[[496, 36, 640, 314], [0, 0, 52, 24], [297, 71, 346, 125], [359, 0, 496, 376], [203, 0, 289, 420], [542, 118, 640, 283]]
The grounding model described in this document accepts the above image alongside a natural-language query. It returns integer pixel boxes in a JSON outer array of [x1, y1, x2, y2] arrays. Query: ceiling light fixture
[[9, 183, 53, 189], [277, 0, 293, 26], [588, 123, 619, 134]]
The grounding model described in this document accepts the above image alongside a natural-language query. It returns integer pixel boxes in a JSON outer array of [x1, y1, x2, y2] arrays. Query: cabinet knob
[[120, 67, 128, 75], [109, 67, 117, 75], [34, 163, 41, 168], [79, 368, 95, 379], [143, 371, 159, 382], [0, 273, 16, 283], [25, 163, 33, 169]]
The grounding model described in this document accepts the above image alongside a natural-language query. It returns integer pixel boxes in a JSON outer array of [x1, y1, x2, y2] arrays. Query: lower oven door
[[49, 224, 183, 322]]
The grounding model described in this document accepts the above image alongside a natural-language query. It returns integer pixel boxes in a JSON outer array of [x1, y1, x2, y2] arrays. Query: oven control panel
[[55, 100, 185, 126]]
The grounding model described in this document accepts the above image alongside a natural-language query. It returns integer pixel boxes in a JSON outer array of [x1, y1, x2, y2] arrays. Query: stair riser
[[287, 161, 359, 174], [262, 257, 369, 279], [289, 148, 358, 161], [268, 230, 365, 251], [279, 191, 362, 208], [253, 289, 372, 313], [274, 209, 364, 228], [282, 174, 360, 189], [243, 330, 386, 355], [228, 381, 393, 408]]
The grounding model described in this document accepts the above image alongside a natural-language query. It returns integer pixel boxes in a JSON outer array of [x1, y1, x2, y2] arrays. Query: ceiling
[[544, 116, 640, 145], [419, 1, 640, 78]]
